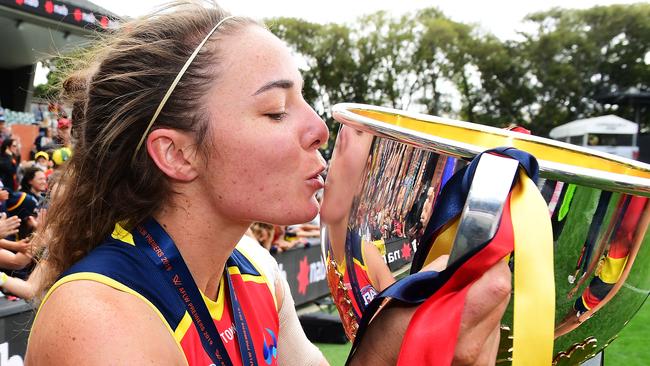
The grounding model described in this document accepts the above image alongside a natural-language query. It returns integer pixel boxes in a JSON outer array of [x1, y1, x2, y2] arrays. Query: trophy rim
[[332, 102, 650, 197]]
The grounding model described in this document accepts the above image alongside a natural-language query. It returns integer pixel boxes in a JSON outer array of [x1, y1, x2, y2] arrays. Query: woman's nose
[[302, 104, 330, 150]]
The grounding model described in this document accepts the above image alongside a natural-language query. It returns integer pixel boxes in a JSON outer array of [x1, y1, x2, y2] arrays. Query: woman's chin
[[282, 202, 320, 225]]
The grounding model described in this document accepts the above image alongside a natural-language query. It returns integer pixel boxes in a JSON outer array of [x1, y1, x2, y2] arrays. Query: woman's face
[[198, 25, 329, 226], [30, 171, 47, 193], [9, 140, 18, 156]]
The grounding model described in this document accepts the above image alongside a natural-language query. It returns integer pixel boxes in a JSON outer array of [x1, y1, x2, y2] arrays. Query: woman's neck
[[154, 195, 249, 301]]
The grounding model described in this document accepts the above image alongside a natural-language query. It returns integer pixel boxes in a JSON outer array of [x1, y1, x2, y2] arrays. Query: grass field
[[316, 342, 352, 366], [605, 299, 650, 364]]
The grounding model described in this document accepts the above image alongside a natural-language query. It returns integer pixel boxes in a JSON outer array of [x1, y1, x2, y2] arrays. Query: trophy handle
[[448, 154, 520, 266]]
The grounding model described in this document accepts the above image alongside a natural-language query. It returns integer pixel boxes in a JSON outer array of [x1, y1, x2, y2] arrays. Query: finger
[[453, 261, 511, 366], [473, 323, 501, 366], [350, 302, 413, 366], [454, 293, 510, 366], [460, 260, 511, 327], [421, 255, 449, 272]]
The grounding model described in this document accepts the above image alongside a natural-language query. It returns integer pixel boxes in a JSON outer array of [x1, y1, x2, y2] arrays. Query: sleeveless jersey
[[40, 224, 280, 366]]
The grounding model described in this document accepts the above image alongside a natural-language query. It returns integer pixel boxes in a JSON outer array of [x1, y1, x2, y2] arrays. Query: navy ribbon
[[412, 147, 538, 272], [133, 218, 258, 366]]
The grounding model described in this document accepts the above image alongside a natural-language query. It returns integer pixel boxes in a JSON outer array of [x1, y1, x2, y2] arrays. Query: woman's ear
[[146, 129, 200, 182]]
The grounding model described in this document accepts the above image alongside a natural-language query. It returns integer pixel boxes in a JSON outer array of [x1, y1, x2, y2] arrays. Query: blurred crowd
[[0, 105, 73, 301]]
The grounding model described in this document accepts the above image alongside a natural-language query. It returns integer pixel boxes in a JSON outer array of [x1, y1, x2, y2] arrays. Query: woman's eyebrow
[[252, 79, 294, 96]]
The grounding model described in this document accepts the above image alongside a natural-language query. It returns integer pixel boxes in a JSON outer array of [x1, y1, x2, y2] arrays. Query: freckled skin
[[197, 26, 328, 226]]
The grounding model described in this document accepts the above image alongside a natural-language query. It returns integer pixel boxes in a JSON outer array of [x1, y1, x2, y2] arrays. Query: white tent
[[549, 115, 638, 139]]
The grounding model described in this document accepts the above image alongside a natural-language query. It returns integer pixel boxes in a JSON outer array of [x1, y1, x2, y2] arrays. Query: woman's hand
[[350, 260, 511, 366], [0, 214, 20, 238], [13, 239, 32, 255]]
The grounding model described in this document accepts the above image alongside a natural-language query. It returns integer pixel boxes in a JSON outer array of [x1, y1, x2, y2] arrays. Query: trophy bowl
[[320, 103, 650, 365]]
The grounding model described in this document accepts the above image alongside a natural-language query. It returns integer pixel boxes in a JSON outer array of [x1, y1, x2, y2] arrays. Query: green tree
[[520, 3, 650, 135]]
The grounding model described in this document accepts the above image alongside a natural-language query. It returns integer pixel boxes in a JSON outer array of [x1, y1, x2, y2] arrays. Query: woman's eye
[[265, 112, 287, 121]]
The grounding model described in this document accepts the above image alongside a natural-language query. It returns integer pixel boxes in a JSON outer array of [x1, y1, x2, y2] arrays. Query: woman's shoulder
[[59, 236, 188, 328], [27, 280, 184, 365], [235, 235, 280, 283]]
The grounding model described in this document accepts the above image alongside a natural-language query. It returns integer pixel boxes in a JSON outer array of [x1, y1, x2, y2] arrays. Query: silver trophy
[[320, 103, 650, 365]]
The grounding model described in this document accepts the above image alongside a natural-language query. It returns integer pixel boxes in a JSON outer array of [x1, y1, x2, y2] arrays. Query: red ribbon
[[397, 197, 514, 365]]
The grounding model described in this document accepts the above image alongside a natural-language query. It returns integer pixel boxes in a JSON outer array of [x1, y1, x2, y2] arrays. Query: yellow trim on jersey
[[336, 257, 346, 274], [174, 312, 193, 343], [359, 240, 370, 272], [35, 272, 186, 359], [332, 257, 368, 276], [352, 257, 369, 273], [233, 243, 277, 306], [184, 256, 275, 326], [581, 296, 592, 311], [227, 266, 269, 285], [371, 239, 386, 256], [202, 276, 226, 321], [7, 193, 25, 211], [598, 255, 628, 284], [111, 223, 135, 246]]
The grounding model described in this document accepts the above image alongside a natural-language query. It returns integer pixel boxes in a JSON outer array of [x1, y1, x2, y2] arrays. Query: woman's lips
[[307, 174, 325, 190]]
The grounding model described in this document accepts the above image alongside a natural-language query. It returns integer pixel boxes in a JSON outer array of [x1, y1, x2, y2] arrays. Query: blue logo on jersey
[[262, 328, 278, 365]]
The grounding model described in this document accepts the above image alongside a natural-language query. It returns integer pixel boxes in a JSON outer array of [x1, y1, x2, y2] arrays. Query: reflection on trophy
[[320, 103, 650, 365]]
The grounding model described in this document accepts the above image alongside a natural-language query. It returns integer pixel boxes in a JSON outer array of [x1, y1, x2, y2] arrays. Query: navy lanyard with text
[[132, 218, 258, 366]]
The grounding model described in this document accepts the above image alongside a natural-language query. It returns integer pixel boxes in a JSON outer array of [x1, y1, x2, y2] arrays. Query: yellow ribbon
[[421, 169, 555, 364], [511, 171, 555, 365]]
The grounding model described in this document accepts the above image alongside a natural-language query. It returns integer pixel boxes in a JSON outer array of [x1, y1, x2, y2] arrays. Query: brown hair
[[38, 1, 259, 294]]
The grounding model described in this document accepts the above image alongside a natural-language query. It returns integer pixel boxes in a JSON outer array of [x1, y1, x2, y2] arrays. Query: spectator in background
[[53, 118, 72, 148], [286, 222, 320, 239], [0, 214, 21, 246], [273, 224, 306, 251], [0, 173, 59, 300], [249, 222, 275, 251], [2, 191, 40, 281], [0, 138, 21, 191], [33, 151, 52, 174], [0, 108, 8, 145], [0, 244, 32, 277], [0, 206, 32, 271], [0, 258, 45, 300], [20, 167, 48, 207], [34, 127, 53, 153]]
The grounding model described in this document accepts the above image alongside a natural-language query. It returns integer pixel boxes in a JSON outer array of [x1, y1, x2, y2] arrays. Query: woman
[[34, 127, 53, 153], [0, 138, 20, 191], [26, 3, 510, 365], [20, 167, 47, 207]]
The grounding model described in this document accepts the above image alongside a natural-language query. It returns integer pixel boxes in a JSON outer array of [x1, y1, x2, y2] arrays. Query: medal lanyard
[[133, 218, 258, 366]]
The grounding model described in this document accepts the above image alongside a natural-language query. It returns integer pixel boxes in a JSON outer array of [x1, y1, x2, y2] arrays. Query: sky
[[33, 0, 639, 85]]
